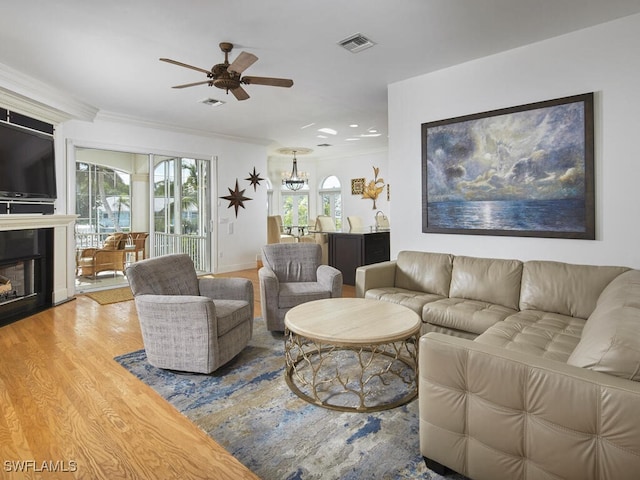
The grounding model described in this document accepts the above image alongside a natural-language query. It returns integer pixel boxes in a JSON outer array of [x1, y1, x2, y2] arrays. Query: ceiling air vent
[[199, 98, 225, 107], [317, 143, 332, 147], [338, 33, 375, 53]]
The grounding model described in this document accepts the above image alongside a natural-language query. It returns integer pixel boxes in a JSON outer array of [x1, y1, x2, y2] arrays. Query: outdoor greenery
[[153, 158, 203, 235], [76, 162, 131, 233]]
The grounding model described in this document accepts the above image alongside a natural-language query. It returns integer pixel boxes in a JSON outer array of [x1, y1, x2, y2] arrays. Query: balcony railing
[[153, 232, 209, 272], [74, 232, 209, 273]]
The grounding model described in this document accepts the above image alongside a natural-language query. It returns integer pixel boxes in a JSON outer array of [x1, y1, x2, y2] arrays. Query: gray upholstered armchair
[[126, 254, 254, 374], [259, 243, 343, 331]]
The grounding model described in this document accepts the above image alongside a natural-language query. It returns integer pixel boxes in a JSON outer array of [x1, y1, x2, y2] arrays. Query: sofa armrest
[[316, 264, 343, 298], [199, 277, 254, 318], [419, 332, 640, 480], [355, 260, 397, 298]]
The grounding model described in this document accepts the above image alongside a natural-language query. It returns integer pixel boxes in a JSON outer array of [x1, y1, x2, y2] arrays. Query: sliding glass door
[[152, 156, 212, 272]]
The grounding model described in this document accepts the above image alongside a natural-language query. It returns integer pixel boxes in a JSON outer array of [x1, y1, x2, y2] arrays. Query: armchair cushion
[[214, 300, 253, 336], [102, 233, 127, 249], [278, 283, 331, 308]]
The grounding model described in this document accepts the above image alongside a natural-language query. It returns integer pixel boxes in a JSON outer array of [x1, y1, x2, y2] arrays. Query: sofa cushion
[[423, 298, 518, 336], [520, 261, 628, 319], [364, 287, 444, 316], [567, 270, 640, 381], [476, 310, 585, 362], [449, 255, 523, 310], [395, 251, 453, 297]]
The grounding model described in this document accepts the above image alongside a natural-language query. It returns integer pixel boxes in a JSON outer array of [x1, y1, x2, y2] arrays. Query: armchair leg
[[424, 457, 452, 476]]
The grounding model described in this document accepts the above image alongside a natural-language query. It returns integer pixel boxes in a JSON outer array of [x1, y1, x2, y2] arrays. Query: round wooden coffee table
[[284, 298, 421, 412]]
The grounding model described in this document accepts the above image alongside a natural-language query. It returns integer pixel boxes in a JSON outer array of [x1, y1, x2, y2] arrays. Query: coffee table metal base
[[284, 329, 419, 412]]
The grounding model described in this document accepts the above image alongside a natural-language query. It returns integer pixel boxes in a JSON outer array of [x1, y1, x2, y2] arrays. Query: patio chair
[[77, 233, 127, 278]]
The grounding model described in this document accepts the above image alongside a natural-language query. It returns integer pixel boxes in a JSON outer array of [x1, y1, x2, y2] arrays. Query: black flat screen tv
[[0, 121, 56, 201]]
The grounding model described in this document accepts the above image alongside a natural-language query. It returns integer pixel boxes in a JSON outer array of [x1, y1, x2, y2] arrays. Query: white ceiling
[[2, 0, 640, 159]]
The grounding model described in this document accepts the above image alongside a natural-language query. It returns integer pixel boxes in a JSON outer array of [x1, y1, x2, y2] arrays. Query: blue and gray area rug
[[115, 318, 467, 480]]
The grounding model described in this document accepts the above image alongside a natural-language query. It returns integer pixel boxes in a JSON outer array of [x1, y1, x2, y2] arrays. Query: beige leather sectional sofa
[[356, 251, 640, 480]]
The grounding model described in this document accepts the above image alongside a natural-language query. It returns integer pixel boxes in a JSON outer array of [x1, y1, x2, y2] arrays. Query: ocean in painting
[[427, 198, 586, 232]]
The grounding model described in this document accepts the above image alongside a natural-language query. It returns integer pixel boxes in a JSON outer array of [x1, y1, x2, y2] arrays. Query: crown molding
[[96, 110, 271, 146], [0, 62, 98, 124]]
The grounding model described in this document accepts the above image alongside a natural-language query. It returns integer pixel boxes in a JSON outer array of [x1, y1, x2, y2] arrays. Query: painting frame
[[351, 177, 365, 195], [421, 92, 595, 239]]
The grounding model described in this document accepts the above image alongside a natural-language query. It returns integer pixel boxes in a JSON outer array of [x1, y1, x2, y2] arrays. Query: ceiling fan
[[160, 42, 293, 101]]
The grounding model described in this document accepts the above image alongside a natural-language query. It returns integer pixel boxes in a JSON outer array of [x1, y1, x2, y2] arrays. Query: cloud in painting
[[426, 102, 586, 202]]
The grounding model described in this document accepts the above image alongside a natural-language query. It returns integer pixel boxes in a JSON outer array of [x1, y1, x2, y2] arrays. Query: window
[[319, 175, 342, 230], [76, 162, 131, 234], [281, 181, 309, 227]]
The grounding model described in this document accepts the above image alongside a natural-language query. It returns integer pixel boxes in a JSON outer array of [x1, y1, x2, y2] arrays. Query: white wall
[[59, 117, 268, 272], [388, 13, 640, 268]]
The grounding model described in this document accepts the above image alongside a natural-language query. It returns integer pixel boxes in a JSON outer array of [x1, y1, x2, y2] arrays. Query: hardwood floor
[[0, 268, 354, 479]]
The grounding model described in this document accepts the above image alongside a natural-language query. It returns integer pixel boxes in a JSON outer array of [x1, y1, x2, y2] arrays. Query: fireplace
[[0, 228, 53, 326]]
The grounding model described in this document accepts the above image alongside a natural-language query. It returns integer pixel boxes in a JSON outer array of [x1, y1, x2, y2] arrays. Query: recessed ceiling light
[[301, 123, 316, 129], [350, 124, 359, 128], [318, 127, 337, 135], [368, 129, 378, 133], [345, 138, 361, 141], [360, 133, 382, 138], [317, 134, 328, 139]]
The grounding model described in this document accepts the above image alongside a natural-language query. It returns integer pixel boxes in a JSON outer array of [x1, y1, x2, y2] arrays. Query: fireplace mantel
[[0, 214, 77, 231], [0, 214, 77, 305]]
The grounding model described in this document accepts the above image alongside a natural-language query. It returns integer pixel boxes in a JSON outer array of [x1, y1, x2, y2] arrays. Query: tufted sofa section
[[419, 332, 640, 480], [356, 251, 640, 479]]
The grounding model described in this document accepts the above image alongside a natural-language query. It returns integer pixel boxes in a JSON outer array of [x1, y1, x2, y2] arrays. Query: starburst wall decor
[[220, 179, 252, 217], [245, 167, 264, 191]]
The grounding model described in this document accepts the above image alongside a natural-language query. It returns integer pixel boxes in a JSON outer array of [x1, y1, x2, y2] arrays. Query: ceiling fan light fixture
[[161, 42, 293, 100]]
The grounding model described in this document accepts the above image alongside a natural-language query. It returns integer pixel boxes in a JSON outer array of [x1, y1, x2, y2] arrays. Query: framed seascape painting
[[421, 92, 595, 239]]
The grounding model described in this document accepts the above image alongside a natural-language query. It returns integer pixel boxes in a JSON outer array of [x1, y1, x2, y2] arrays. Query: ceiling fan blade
[[172, 80, 212, 89], [231, 86, 250, 101], [228, 51, 258, 74], [242, 76, 294, 88], [159, 58, 211, 75]]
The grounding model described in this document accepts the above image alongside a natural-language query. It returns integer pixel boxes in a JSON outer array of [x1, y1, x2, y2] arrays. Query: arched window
[[319, 175, 342, 230]]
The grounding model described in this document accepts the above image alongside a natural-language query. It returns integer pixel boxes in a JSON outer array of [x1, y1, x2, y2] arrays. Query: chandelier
[[282, 150, 308, 191]]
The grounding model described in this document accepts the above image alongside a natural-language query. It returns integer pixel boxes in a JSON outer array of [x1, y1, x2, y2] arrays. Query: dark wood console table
[[328, 231, 390, 285]]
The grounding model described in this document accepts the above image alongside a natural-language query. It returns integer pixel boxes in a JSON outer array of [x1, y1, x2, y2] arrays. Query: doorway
[[72, 147, 214, 292]]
